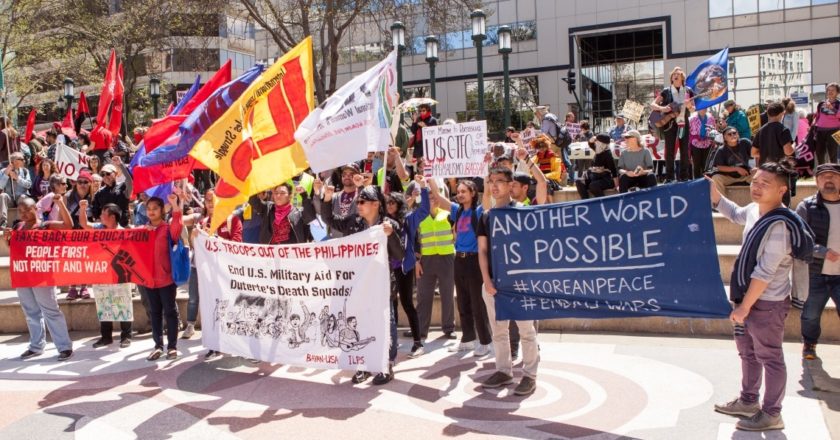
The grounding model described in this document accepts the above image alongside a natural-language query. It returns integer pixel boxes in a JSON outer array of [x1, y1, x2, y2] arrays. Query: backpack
[[552, 121, 572, 151]]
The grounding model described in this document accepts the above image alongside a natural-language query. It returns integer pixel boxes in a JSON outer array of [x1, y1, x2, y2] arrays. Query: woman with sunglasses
[[65, 169, 96, 300]]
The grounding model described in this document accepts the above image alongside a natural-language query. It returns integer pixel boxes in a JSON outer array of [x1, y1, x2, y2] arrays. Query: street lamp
[[391, 21, 405, 103], [498, 25, 512, 128], [425, 35, 439, 113], [471, 9, 486, 119], [63, 77, 75, 111], [149, 77, 161, 118]]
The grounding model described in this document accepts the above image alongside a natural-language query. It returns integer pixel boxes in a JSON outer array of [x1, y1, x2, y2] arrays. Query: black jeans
[[690, 146, 712, 179], [663, 125, 691, 181], [146, 284, 179, 350], [618, 174, 657, 193], [454, 254, 491, 345], [392, 268, 421, 344], [100, 321, 132, 342], [816, 128, 839, 165], [575, 176, 614, 199]]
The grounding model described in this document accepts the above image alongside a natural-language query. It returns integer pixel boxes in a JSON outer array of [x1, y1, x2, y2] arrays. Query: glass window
[[734, 0, 758, 14], [464, 76, 539, 139], [710, 0, 734, 17], [785, 0, 810, 6], [812, 0, 838, 4], [728, 49, 816, 110], [759, 0, 784, 10]]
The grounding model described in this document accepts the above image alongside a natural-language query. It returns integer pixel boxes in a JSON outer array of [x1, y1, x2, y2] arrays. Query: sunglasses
[[77, 181, 90, 185], [357, 199, 377, 205], [100, 171, 113, 177]]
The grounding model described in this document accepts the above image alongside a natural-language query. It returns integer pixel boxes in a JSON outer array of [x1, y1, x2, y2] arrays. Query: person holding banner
[[5, 195, 74, 361], [249, 182, 316, 245], [322, 185, 404, 385], [813, 83, 840, 165], [384, 175, 430, 357], [140, 193, 184, 361], [476, 167, 540, 396], [710, 162, 814, 431], [78, 200, 133, 348]]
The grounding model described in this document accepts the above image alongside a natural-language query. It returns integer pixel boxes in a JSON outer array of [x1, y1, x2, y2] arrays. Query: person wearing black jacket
[[91, 157, 132, 227], [575, 133, 618, 199], [248, 182, 316, 245], [322, 184, 404, 386], [410, 104, 438, 160]]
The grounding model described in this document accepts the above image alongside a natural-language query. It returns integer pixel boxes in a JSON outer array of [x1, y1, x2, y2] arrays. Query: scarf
[[699, 114, 708, 138], [730, 207, 814, 303], [271, 203, 293, 244]]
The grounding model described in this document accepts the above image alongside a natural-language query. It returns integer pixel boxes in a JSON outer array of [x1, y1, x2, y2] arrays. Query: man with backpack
[[535, 105, 572, 185]]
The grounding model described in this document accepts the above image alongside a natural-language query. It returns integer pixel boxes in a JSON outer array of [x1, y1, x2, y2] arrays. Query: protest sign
[[94, 284, 134, 322], [195, 227, 390, 373], [55, 144, 90, 180], [489, 179, 731, 320], [565, 122, 581, 140], [747, 105, 761, 136], [621, 100, 645, 125], [422, 120, 488, 178], [832, 130, 840, 145], [10, 229, 155, 288]]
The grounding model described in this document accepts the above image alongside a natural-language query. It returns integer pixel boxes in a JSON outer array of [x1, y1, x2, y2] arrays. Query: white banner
[[295, 51, 398, 173], [421, 120, 488, 178], [55, 144, 90, 180], [93, 284, 134, 322], [195, 228, 390, 373]]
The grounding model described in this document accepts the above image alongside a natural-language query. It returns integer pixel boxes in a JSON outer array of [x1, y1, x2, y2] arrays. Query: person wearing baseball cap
[[91, 156, 133, 227], [797, 162, 840, 362], [708, 126, 754, 198], [608, 113, 628, 143]]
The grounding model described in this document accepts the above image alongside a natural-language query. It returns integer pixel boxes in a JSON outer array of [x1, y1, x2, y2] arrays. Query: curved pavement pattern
[[0, 332, 835, 439]]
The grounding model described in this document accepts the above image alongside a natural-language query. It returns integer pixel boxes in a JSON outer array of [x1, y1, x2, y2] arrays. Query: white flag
[[294, 51, 398, 173], [55, 144, 90, 180]]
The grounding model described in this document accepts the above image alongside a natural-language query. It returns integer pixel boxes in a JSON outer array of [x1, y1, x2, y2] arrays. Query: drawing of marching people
[[287, 301, 314, 349]]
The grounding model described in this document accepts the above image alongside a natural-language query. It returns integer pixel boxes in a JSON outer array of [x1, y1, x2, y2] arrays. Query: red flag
[[108, 63, 124, 135], [96, 51, 117, 123], [144, 60, 232, 152], [61, 107, 73, 128], [24, 109, 36, 143], [77, 91, 90, 116], [165, 102, 174, 116]]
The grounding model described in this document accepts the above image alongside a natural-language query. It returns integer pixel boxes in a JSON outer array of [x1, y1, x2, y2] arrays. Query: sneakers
[[204, 350, 222, 360], [736, 411, 785, 431], [92, 338, 113, 348], [474, 344, 491, 357], [714, 398, 761, 417], [514, 376, 537, 396], [372, 365, 394, 385], [408, 343, 425, 358], [66, 287, 79, 301], [57, 350, 74, 361], [79, 287, 91, 300], [351, 371, 372, 384], [443, 332, 458, 340], [803, 343, 817, 360], [119, 339, 131, 348], [482, 371, 514, 389], [20, 349, 41, 360], [448, 341, 475, 353], [181, 323, 196, 339], [402, 331, 414, 338]]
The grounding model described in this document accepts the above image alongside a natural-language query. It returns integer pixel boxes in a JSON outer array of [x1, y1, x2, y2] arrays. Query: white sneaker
[[180, 323, 195, 339], [473, 344, 491, 357], [448, 341, 475, 353]]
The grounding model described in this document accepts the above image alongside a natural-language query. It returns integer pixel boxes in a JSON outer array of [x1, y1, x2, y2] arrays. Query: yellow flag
[[190, 37, 314, 197], [208, 179, 249, 233]]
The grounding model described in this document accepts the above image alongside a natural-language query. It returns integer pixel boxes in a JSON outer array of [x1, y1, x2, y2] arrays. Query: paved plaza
[[0, 331, 837, 439]]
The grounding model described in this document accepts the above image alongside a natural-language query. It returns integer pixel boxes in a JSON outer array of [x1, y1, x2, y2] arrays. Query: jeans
[[146, 284, 179, 350], [187, 266, 199, 323], [17, 287, 73, 353], [482, 285, 539, 379], [801, 273, 840, 344], [389, 299, 397, 363], [735, 298, 789, 417], [560, 147, 573, 182], [454, 254, 491, 345]]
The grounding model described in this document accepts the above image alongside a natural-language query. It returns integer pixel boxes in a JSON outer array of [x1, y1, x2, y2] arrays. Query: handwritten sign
[[488, 180, 730, 320], [94, 284, 134, 322], [195, 228, 390, 373], [566, 122, 581, 140], [55, 144, 90, 180], [621, 100, 645, 125], [422, 120, 488, 178], [747, 105, 762, 136]]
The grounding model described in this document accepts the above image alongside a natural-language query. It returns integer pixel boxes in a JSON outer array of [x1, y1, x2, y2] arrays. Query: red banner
[[10, 229, 156, 288]]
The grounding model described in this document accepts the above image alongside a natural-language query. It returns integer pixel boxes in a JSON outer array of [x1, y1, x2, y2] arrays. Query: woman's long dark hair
[[385, 192, 407, 223], [454, 180, 479, 222]]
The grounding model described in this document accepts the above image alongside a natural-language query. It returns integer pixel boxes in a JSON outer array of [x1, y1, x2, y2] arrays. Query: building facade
[[257, 0, 839, 138]]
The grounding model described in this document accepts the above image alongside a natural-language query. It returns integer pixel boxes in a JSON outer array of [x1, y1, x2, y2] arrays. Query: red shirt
[[144, 211, 183, 289]]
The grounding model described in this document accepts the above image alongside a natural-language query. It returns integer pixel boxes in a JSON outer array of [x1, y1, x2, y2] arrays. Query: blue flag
[[489, 180, 731, 320], [686, 47, 729, 111], [140, 64, 265, 167], [128, 141, 173, 199]]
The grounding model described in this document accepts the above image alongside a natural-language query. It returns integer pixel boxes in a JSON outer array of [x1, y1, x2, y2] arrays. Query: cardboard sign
[[421, 121, 488, 178]]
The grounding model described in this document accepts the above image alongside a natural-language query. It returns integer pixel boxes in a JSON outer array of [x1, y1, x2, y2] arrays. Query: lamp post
[[63, 77, 75, 111], [149, 77, 161, 118], [470, 9, 486, 119], [425, 35, 438, 113], [390, 21, 405, 102], [498, 25, 512, 128]]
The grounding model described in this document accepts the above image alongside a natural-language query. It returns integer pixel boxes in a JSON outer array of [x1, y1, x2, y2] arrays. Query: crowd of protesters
[[1, 80, 839, 431]]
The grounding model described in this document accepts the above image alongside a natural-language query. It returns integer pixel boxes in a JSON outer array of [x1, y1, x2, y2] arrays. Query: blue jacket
[[401, 188, 431, 274]]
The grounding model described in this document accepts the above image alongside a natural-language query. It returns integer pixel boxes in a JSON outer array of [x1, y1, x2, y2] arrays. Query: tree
[[240, 0, 485, 103]]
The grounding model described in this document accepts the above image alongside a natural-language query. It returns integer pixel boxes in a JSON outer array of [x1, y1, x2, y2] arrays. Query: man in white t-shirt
[[796, 163, 840, 360]]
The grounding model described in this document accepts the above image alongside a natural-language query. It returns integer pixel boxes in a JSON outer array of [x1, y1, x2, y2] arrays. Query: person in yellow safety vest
[[290, 172, 315, 209], [415, 183, 457, 343]]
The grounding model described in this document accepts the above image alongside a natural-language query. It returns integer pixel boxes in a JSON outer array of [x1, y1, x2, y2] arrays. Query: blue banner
[[489, 180, 731, 320], [686, 47, 729, 111]]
